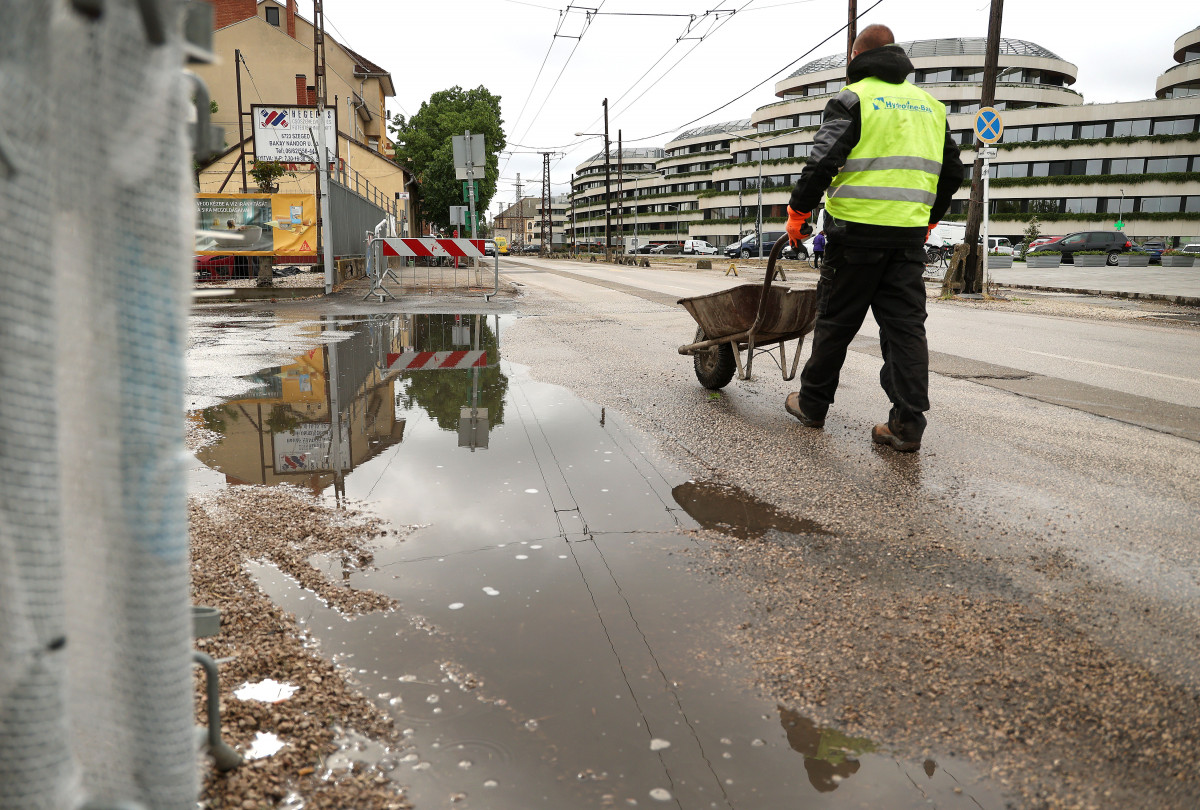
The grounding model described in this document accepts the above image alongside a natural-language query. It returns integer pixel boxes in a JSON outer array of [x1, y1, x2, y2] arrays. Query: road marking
[[1017, 349, 1198, 384]]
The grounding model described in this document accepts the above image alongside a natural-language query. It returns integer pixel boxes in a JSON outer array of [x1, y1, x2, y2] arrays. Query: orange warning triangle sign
[[300, 241, 311, 251]]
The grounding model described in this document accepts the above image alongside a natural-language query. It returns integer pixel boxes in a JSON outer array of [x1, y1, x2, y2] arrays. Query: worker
[[783, 24, 964, 452], [812, 230, 826, 268]]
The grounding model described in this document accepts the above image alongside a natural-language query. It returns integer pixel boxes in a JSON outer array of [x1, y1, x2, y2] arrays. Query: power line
[[622, 0, 885, 144]]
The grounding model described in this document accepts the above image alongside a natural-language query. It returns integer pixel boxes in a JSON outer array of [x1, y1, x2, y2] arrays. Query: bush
[[1164, 249, 1200, 257], [1074, 250, 1108, 255], [1026, 250, 1061, 257]]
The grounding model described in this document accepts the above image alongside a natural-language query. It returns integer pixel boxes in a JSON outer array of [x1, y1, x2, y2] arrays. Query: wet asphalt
[[186, 259, 1200, 808]]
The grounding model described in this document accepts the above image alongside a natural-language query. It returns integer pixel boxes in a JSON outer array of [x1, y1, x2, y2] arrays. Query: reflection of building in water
[[191, 315, 411, 495], [778, 706, 876, 793]]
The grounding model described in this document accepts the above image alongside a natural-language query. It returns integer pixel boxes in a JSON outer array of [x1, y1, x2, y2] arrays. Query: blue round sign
[[974, 107, 1003, 143]]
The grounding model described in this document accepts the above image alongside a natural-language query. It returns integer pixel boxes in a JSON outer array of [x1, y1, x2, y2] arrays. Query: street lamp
[[625, 168, 668, 254], [726, 129, 799, 258]]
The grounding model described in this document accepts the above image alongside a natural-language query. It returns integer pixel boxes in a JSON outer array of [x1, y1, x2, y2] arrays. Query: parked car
[[1182, 243, 1200, 253], [1028, 236, 1057, 251], [636, 244, 656, 254], [1139, 240, 1167, 264], [987, 237, 1015, 256], [682, 239, 719, 256], [521, 243, 541, 254], [1031, 231, 1134, 265], [725, 231, 788, 259], [650, 243, 683, 255], [483, 242, 497, 257]]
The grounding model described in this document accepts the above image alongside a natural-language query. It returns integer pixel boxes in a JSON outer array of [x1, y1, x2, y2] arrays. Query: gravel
[[189, 484, 411, 810]]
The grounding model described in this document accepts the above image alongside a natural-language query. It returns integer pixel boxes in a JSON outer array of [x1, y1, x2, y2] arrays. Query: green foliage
[[1026, 250, 1061, 257], [249, 160, 294, 192], [389, 86, 506, 229], [1164, 250, 1200, 257], [982, 171, 1199, 189], [944, 211, 1200, 223], [1074, 250, 1107, 255], [962, 129, 1200, 153]]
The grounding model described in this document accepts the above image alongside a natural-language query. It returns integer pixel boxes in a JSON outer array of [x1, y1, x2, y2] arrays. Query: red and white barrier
[[377, 237, 487, 258], [386, 350, 488, 372]]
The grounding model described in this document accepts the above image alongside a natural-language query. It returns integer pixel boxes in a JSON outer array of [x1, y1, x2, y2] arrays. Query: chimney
[[206, 0, 258, 30], [286, 0, 297, 38], [295, 75, 307, 105]]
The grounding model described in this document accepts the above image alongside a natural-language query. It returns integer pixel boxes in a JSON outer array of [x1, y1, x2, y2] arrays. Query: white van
[[682, 239, 718, 255], [988, 237, 1014, 256]]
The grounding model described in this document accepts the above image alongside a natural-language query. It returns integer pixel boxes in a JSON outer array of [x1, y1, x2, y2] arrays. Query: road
[[187, 258, 1200, 809]]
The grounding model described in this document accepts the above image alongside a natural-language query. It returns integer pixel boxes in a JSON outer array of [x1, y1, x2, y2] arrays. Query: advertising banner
[[251, 105, 338, 164], [196, 193, 317, 256]]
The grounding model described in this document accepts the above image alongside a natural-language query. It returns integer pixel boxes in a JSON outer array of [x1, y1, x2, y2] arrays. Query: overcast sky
[[296, 1, 1194, 211]]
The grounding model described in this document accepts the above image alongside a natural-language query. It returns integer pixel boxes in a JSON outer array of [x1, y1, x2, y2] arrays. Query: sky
[[294, 1, 1195, 214]]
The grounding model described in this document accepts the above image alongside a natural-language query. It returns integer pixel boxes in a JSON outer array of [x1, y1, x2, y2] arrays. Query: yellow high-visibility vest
[[825, 76, 946, 228]]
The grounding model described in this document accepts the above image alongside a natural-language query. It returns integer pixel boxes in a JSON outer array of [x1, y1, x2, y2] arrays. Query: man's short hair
[[853, 24, 895, 54]]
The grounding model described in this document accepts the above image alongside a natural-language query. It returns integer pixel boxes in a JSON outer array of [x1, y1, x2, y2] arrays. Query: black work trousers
[[797, 241, 930, 442]]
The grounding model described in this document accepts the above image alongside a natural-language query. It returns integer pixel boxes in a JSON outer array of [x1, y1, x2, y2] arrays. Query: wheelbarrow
[[677, 233, 818, 389]]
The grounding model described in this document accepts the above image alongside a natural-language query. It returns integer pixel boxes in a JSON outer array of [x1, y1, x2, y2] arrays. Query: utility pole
[[846, 0, 857, 65], [602, 98, 612, 261], [540, 152, 552, 255], [962, 0, 1004, 295], [514, 173, 523, 247], [235, 49, 247, 192], [570, 172, 576, 256], [617, 129, 624, 252], [313, 0, 333, 293]]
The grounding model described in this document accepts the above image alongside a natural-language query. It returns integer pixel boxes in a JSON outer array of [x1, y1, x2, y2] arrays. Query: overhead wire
[[620, 0, 885, 144]]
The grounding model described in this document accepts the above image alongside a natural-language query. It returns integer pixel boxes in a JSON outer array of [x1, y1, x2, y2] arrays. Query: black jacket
[[788, 44, 964, 247]]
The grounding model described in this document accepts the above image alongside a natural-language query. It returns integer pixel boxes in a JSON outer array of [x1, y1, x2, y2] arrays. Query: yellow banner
[[196, 193, 317, 256]]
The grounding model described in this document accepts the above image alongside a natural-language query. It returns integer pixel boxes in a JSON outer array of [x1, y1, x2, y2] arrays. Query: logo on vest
[[871, 96, 934, 113]]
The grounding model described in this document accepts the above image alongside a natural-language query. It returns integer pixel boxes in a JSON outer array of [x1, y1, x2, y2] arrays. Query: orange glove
[[786, 207, 811, 247], [926, 222, 937, 243]]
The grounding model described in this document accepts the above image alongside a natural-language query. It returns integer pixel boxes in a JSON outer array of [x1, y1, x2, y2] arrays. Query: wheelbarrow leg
[[733, 340, 747, 381], [781, 334, 806, 382], [739, 336, 757, 380]]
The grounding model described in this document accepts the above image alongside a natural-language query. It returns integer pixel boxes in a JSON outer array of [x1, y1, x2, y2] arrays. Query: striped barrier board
[[386, 350, 488, 372], [378, 237, 488, 258]]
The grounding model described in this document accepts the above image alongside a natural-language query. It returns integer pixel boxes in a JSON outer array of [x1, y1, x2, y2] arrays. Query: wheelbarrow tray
[[678, 283, 817, 347]]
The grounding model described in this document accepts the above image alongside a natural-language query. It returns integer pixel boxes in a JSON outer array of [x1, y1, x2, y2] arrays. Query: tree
[[389, 86, 505, 231], [1021, 214, 1042, 258]]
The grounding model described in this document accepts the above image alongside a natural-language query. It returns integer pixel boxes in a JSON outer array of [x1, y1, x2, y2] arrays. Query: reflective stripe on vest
[[825, 77, 946, 228]]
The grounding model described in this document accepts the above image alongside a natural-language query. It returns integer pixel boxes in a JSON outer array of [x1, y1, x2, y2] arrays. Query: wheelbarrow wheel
[[692, 326, 736, 390]]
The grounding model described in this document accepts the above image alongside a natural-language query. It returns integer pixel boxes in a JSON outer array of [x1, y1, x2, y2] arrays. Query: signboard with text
[[251, 105, 339, 164], [196, 193, 317, 256]]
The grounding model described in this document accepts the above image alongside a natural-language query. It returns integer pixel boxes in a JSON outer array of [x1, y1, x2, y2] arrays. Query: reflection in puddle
[[193, 312, 1007, 809], [778, 706, 875, 792], [190, 314, 503, 496], [672, 480, 830, 540]]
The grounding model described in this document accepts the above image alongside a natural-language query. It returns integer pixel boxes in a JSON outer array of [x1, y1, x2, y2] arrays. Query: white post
[[757, 151, 764, 259], [981, 154, 990, 294], [316, 113, 334, 294]]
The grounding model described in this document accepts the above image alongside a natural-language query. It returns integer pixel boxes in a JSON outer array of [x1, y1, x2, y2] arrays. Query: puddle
[[191, 312, 1007, 809], [672, 481, 831, 540]]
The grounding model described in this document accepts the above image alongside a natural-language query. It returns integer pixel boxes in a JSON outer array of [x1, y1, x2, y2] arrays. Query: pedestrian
[[782, 24, 964, 452], [812, 230, 826, 268]]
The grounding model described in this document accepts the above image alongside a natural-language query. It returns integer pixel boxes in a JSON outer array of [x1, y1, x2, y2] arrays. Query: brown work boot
[[785, 392, 824, 428], [871, 422, 920, 452]]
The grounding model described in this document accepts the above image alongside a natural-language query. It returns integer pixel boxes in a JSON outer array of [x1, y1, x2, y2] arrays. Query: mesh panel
[[1, 1, 198, 807]]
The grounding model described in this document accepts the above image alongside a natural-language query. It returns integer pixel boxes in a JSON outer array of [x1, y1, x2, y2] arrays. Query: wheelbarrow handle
[[749, 233, 792, 340]]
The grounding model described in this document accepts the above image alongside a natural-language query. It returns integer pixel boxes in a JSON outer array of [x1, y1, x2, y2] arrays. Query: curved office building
[[570, 29, 1200, 249]]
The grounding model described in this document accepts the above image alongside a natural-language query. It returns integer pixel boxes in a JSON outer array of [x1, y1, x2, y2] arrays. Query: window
[[1064, 198, 1098, 214], [1109, 157, 1145, 174], [1185, 196, 1200, 213], [1004, 125, 1034, 144], [1079, 122, 1109, 139], [1111, 119, 1152, 137], [1107, 197, 1135, 214], [265, 5, 280, 25], [1140, 196, 1182, 213], [1146, 157, 1189, 173], [1037, 123, 1074, 140], [993, 199, 1024, 214], [1031, 162, 1050, 177], [768, 146, 789, 160], [1153, 117, 1197, 135], [954, 67, 983, 82], [797, 112, 822, 127]]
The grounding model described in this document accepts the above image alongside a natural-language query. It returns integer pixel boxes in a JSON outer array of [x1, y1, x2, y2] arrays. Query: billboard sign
[[196, 193, 317, 255], [251, 105, 338, 164]]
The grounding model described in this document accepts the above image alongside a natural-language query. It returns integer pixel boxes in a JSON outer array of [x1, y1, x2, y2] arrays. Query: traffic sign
[[974, 107, 1003, 144], [462, 180, 479, 202], [978, 146, 998, 160]]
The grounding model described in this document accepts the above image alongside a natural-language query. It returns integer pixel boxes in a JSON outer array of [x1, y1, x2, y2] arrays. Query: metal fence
[[329, 167, 395, 258]]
